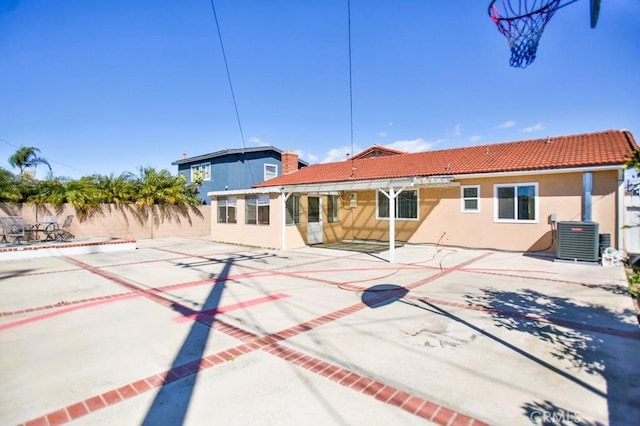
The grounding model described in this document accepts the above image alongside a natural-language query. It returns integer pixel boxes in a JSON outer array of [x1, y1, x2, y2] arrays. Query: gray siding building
[[172, 146, 308, 203]]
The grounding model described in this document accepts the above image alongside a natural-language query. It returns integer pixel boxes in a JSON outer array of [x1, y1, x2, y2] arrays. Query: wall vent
[[556, 221, 599, 262]]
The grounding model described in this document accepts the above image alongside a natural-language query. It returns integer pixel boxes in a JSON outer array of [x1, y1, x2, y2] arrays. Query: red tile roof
[[255, 130, 638, 187]]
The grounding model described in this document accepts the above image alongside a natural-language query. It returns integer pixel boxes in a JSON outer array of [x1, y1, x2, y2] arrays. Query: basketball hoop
[[488, 0, 562, 68]]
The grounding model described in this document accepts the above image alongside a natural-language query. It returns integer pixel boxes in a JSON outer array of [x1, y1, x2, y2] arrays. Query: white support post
[[389, 187, 396, 263], [281, 190, 292, 251]]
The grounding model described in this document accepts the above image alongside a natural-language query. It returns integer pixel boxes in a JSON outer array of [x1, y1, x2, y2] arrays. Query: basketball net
[[489, 0, 562, 68]]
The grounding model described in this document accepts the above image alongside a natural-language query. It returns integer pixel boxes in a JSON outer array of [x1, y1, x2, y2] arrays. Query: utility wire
[[208, 0, 247, 151], [0, 137, 89, 176], [208, 0, 254, 183], [347, 0, 355, 177]]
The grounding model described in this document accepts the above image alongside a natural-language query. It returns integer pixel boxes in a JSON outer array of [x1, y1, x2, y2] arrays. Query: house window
[[327, 195, 339, 223], [494, 183, 538, 222], [217, 196, 237, 224], [190, 163, 211, 183], [286, 195, 300, 225], [461, 185, 480, 213], [377, 189, 418, 220], [246, 194, 270, 225], [264, 164, 278, 181]]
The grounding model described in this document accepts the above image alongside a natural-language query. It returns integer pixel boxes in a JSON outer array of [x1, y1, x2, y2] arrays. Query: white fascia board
[[281, 178, 415, 193], [452, 165, 623, 181], [207, 187, 280, 197]]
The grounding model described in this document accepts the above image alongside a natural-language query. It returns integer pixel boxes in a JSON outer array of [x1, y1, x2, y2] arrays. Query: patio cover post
[[281, 190, 292, 250], [389, 187, 395, 263], [379, 187, 405, 263]]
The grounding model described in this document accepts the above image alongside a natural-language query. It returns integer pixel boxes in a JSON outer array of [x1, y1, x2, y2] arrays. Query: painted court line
[[0, 293, 138, 332], [19, 298, 488, 426], [173, 293, 291, 323], [18, 249, 496, 425], [411, 295, 640, 340]]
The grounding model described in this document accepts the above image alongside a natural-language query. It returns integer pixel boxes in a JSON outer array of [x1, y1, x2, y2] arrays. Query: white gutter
[[617, 169, 625, 251], [453, 165, 622, 180], [207, 187, 279, 197]]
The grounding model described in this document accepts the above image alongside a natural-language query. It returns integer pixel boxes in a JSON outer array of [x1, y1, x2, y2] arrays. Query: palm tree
[[624, 149, 640, 171], [0, 167, 21, 203], [8, 146, 51, 177], [131, 166, 203, 231]]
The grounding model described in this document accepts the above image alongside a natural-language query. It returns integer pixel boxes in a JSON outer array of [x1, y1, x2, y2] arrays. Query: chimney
[[281, 151, 299, 175], [182, 152, 187, 159]]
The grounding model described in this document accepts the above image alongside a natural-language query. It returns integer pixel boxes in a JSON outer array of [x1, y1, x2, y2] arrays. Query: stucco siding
[[409, 171, 619, 251], [208, 169, 621, 253], [210, 194, 304, 249], [323, 170, 620, 252]]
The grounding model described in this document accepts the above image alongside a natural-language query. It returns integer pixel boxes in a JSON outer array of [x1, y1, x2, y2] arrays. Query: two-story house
[[172, 146, 308, 203]]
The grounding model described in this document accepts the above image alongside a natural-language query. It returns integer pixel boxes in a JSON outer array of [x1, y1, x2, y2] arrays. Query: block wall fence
[[0, 203, 210, 240]]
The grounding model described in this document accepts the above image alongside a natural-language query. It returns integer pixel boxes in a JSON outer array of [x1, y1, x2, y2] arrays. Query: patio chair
[[51, 215, 75, 242], [40, 215, 61, 242], [0, 216, 27, 244]]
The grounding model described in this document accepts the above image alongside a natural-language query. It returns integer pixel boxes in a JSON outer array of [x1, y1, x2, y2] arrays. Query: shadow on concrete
[[463, 288, 640, 426], [141, 259, 232, 425], [361, 284, 408, 308]]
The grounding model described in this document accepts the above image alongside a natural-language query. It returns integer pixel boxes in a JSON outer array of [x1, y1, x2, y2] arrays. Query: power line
[[347, 0, 355, 176], [208, 0, 247, 151], [0, 137, 89, 176], [208, 0, 255, 184]]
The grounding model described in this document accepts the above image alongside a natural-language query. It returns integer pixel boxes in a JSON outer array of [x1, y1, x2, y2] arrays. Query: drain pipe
[[582, 172, 593, 222], [617, 168, 624, 251]]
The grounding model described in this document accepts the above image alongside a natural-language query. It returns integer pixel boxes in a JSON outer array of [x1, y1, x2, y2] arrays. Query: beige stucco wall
[[210, 194, 306, 250], [208, 169, 621, 253], [1, 203, 210, 240], [336, 170, 619, 252]]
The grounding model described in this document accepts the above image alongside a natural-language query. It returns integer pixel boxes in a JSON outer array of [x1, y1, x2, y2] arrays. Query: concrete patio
[[0, 237, 638, 425]]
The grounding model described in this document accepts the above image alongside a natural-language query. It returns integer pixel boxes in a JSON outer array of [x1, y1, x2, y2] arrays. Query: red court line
[[461, 268, 624, 290], [463, 267, 557, 274], [18, 251, 494, 426], [174, 293, 291, 323], [1, 292, 131, 318], [405, 252, 494, 290], [19, 300, 489, 426], [0, 267, 83, 279], [409, 295, 640, 340], [0, 293, 138, 332]]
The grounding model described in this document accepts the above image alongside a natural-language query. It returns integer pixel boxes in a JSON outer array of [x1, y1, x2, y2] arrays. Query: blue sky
[[1, 0, 639, 179]]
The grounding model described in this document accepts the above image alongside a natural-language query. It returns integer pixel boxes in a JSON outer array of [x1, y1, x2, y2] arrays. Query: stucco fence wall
[[0, 203, 210, 240]]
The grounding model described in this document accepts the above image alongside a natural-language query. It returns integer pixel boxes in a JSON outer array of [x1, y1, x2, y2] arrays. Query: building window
[[264, 164, 278, 181], [461, 185, 480, 213], [190, 163, 211, 183], [494, 183, 538, 222], [377, 189, 418, 220], [286, 195, 300, 225], [327, 195, 339, 223], [217, 196, 237, 224], [246, 194, 270, 225]]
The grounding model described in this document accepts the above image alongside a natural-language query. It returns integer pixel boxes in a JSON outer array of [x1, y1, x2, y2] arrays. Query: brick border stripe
[[19, 299, 488, 426], [0, 239, 136, 254], [18, 252, 495, 426]]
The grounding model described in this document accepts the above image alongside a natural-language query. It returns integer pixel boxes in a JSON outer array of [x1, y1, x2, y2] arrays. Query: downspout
[[617, 168, 625, 251], [582, 172, 593, 222]]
